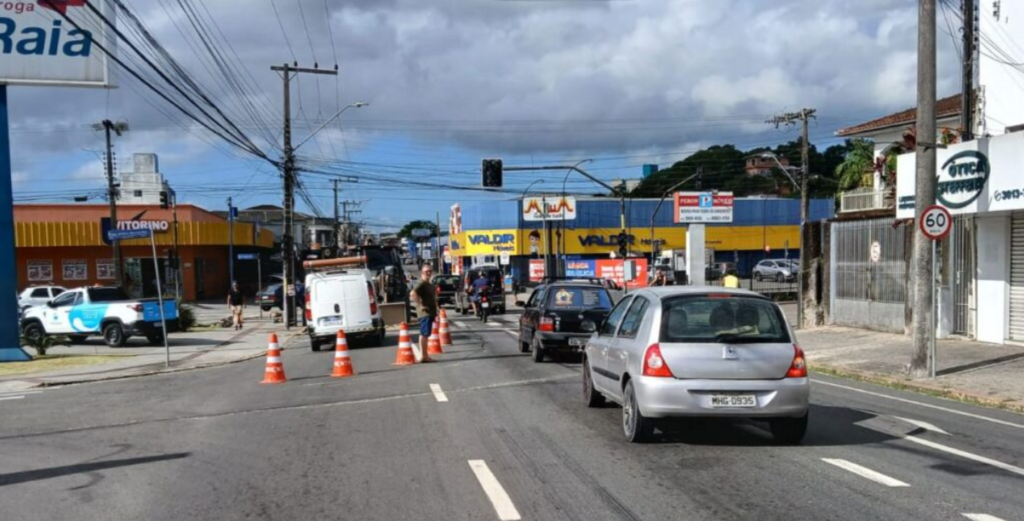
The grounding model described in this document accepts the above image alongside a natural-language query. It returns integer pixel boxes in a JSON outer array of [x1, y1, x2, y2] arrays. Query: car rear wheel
[[518, 335, 529, 353], [310, 338, 322, 352], [583, 358, 605, 408], [770, 414, 808, 445], [531, 338, 545, 363], [623, 380, 655, 443], [103, 323, 127, 348], [22, 322, 45, 344], [775, 273, 786, 283], [754, 272, 762, 281]]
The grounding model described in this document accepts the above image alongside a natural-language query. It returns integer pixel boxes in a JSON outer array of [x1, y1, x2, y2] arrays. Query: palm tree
[[834, 138, 875, 190]]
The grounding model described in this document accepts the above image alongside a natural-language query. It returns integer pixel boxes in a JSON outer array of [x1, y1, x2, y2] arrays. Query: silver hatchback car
[[583, 287, 809, 444]]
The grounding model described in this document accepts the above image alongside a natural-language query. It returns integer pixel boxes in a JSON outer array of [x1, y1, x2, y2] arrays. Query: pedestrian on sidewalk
[[227, 281, 245, 330], [723, 269, 740, 289], [410, 264, 438, 362]]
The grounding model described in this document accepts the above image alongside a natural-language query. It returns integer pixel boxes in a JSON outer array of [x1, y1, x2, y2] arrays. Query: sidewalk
[[797, 326, 1024, 412], [0, 316, 302, 392]]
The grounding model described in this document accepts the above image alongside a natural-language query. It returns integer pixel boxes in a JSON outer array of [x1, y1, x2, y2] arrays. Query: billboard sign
[[522, 196, 576, 222], [564, 258, 649, 289], [674, 192, 734, 223], [0, 0, 115, 87]]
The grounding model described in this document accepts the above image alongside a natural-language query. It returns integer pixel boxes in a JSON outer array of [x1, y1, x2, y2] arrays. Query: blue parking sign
[[699, 193, 713, 208]]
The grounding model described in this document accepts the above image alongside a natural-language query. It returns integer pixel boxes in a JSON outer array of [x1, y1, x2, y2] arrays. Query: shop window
[[133, 190, 143, 197]]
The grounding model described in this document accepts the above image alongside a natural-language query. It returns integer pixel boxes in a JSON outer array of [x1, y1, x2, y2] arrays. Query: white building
[[120, 153, 173, 205]]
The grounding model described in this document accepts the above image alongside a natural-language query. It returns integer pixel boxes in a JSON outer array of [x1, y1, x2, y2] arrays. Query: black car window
[[51, 292, 77, 307], [88, 288, 130, 302], [545, 286, 612, 310], [660, 295, 791, 344], [30, 288, 49, 298], [600, 296, 632, 336], [51, 288, 65, 297], [526, 286, 547, 308], [617, 297, 650, 339]]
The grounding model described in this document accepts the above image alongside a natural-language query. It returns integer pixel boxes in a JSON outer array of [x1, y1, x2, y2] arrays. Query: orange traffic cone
[[331, 330, 355, 378], [439, 309, 453, 347], [260, 333, 287, 384], [427, 319, 443, 356], [393, 322, 416, 366]]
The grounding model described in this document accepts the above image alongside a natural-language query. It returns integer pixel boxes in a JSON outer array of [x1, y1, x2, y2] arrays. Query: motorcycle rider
[[471, 272, 491, 317]]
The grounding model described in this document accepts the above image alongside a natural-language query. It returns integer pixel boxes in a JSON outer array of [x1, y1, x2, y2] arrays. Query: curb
[[25, 330, 305, 389], [810, 363, 1024, 415]]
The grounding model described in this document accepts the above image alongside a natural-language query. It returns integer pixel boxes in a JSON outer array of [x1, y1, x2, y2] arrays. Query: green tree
[[833, 138, 875, 190], [397, 220, 440, 239]]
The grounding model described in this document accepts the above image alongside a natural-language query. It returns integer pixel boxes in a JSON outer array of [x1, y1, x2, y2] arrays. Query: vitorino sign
[[0, 0, 114, 86]]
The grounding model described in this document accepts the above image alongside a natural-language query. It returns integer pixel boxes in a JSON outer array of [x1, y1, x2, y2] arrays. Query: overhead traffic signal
[[159, 191, 169, 209], [482, 159, 503, 188], [617, 232, 629, 258]]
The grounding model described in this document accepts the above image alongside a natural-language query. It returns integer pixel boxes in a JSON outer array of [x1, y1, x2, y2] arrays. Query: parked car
[[517, 281, 614, 362], [18, 285, 66, 315], [432, 275, 461, 307], [21, 286, 179, 347], [257, 283, 282, 311], [753, 259, 797, 282], [305, 268, 386, 351], [455, 265, 506, 315], [582, 287, 809, 443]]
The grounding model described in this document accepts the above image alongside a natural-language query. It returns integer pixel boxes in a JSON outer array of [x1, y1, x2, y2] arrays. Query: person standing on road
[[227, 281, 245, 330], [410, 264, 438, 362]]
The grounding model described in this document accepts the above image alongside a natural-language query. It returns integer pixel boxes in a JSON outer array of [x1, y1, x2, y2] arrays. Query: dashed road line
[[813, 379, 1024, 431], [963, 514, 1008, 521], [468, 460, 522, 521], [0, 395, 27, 402], [429, 383, 449, 403], [821, 458, 910, 487], [893, 416, 950, 435], [452, 321, 468, 329], [904, 436, 1024, 478]]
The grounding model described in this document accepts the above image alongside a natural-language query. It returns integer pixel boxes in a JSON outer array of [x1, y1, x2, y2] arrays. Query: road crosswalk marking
[[0, 395, 27, 402], [821, 458, 910, 487], [468, 460, 521, 521], [963, 514, 1008, 521]]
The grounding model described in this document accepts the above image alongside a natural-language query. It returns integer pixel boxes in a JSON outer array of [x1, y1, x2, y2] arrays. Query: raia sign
[[936, 150, 989, 209], [0, 0, 114, 86]]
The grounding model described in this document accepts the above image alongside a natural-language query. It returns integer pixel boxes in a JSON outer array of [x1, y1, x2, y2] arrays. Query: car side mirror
[[515, 300, 525, 307], [580, 320, 597, 333], [46, 300, 56, 308]]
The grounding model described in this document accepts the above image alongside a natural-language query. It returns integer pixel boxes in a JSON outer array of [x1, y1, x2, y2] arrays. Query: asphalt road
[[1, 311, 1023, 521]]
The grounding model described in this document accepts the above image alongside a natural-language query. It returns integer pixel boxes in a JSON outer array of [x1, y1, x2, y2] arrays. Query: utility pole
[[97, 120, 128, 289], [913, 0, 938, 377], [271, 63, 337, 328], [436, 211, 442, 273], [333, 179, 340, 247], [961, 0, 975, 141], [227, 196, 235, 286], [768, 108, 816, 328]]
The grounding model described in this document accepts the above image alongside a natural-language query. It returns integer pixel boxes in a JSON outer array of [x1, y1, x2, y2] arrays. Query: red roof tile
[[836, 94, 963, 137]]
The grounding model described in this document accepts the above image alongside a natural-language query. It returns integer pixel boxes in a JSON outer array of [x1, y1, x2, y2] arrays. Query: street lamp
[[559, 159, 592, 276], [761, 151, 809, 329], [760, 152, 802, 192], [294, 101, 369, 151]]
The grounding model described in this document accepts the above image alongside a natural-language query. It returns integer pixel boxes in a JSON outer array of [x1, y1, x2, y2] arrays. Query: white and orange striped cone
[[439, 309, 453, 347], [427, 319, 443, 356], [330, 329, 355, 378], [393, 322, 416, 366], [260, 333, 287, 384]]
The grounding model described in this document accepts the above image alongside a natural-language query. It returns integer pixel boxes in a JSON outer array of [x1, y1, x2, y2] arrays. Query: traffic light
[[159, 191, 169, 209], [482, 158, 503, 188], [617, 232, 629, 258]]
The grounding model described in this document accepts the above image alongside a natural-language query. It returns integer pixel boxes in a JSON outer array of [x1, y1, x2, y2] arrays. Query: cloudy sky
[[7, 0, 963, 230]]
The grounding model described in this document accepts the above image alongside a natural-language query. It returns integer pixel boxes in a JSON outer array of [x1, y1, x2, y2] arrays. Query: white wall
[[979, 0, 1024, 135], [976, 214, 1009, 344]]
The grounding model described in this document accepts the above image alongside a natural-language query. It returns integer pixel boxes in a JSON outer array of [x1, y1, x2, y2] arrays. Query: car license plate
[[481, 302, 490, 309], [710, 395, 756, 408], [569, 337, 587, 347], [321, 316, 342, 326]]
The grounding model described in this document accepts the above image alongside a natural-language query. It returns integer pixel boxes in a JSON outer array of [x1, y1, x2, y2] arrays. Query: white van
[[305, 269, 386, 351]]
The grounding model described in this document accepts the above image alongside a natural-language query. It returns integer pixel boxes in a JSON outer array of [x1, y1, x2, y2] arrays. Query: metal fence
[[833, 218, 908, 303], [706, 276, 798, 300]]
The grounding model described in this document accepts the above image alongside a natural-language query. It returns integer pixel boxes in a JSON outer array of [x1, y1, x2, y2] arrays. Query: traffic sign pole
[[920, 205, 952, 379]]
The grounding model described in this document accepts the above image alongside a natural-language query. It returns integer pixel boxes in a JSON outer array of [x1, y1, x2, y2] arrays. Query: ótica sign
[[920, 205, 952, 241]]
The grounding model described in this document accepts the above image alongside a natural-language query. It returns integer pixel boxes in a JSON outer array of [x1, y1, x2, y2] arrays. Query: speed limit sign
[[920, 205, 952, 240]]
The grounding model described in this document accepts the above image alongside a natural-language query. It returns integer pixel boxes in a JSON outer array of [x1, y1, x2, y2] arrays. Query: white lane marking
[[0, 390, 42, 397], [468, 460, 522, 521], [821, 458, 910, 487], [813, 379, 1024, 431], [905, 436, 1024, 478], [504, 330, 519, 339], [486, 322, 503, 328], [963, 514, 1008, 521], [893, 416, 950, 435], [0, 396, 27, 402], [429, 383, 449, 403], [452, 321, 468, 329]]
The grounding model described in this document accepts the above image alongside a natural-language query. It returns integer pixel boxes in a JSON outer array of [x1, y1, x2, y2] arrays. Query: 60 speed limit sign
[[920, 205, 952, 240]]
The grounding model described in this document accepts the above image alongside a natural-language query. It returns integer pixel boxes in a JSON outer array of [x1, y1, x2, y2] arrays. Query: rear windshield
[[660, 295, 790, 344], [545, 286, 613, 310], [88, 288, 130, 302], [434, 276, 459, 285]]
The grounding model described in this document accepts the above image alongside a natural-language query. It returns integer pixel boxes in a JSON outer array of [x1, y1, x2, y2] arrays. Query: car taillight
[[642, 343, 674, 378], [367, 282, 378, 315], [539, 316, 555, 332], [305, 291, 312, 322], [436, 286, 442, 295], [130, 304, 144, 313], [787, 345, 807, 378]]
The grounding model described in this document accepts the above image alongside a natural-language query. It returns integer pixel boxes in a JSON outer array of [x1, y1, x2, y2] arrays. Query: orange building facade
[[15, 204, 275, 302]]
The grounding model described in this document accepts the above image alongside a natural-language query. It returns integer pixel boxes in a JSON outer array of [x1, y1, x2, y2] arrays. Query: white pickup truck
[[20, 287, 179, 347]]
